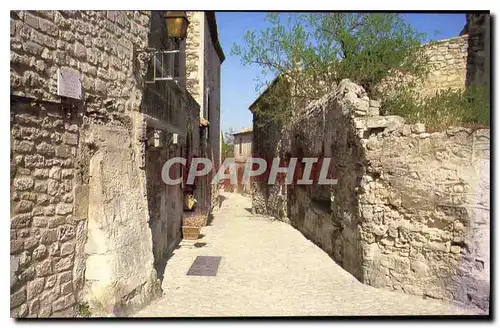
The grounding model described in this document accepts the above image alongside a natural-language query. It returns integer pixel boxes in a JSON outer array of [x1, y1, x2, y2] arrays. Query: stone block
[[45, 275, 57, 289], [55, 145, 72, 158], [74, 185, 89, 219], [24, 236, 39, 250], [412, 123, 426, 134], [48, 216, 66, 228], [38, 305, 52, 317], [24, 154, 45, 168], [35, 259, 53, 277], [14, 140, 34, 153], [40, 229, 58, 245], [34, 180, 48, 193], [33, 216, 48, 227], [58, 225, 75, 242], [11, 213, 32, 228], [58, 271, 72, 284], [11, 287, 26, 309], [13, 176, 34, 191], [60, 242, 75, 256], [54, 257, 72, 273], [29, 298, 40, 316], [39, 18, 58, 37], [60, 281, 73, 295], [27, 277, 45, 300], [56, 204, 73, 215], [24, 12, 39, 29], [18, 266, 36, 283], [52, 294, 75, 312], [32, 244, 47, 260]]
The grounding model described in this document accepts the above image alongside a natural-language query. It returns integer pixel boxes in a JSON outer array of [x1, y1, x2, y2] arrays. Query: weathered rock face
[[360, 125, 490, 311], [252, 80, 490, 312], [81, 123, 161, 316]]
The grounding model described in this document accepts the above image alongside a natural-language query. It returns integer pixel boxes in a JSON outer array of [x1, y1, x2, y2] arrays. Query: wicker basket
[[182, 226, 201, 240], [183, 215, 206, 227]]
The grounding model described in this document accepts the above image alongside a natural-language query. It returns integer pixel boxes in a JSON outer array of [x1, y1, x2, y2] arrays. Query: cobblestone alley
[[134, 192, 483, 317]]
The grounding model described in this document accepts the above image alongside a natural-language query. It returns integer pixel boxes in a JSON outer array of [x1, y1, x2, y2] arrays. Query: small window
[[239, 137, 242, 155]]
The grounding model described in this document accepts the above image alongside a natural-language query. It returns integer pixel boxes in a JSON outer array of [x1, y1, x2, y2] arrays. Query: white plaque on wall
[[57, 68, 82, 100]]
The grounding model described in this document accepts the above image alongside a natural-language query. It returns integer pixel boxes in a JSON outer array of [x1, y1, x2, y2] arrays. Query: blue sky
[[215, 12, 467, 135]]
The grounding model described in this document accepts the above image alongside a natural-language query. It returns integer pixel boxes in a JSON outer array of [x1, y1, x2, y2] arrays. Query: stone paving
[[133, 191, 484, 317]]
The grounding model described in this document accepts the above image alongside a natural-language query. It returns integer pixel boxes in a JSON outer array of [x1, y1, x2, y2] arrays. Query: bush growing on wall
[[381, 84, 490, 132]]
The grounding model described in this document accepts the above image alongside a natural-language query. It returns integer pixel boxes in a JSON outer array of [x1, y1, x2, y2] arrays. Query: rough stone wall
[[185, 12, 203, 106], [10, 100, 82, 318], [81, 122, 160, 316], [10, 10, 192, 317], [419, 36, 468, 96], [252, 80, 490, 312], [10, 11, 151, 123], [379, 35, 468, 98], [360, 122, 490, 311]]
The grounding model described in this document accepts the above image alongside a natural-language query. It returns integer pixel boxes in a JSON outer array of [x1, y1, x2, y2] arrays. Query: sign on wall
[[57, 68, 82, 100]]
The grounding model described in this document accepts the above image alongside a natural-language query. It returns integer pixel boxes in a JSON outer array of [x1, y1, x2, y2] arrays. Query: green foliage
[[381, 85, 490, 132], [77, 303, 92, 317], [251, 77, 293, 128], [224, 128, 236, 145], [221, 132, 234, 161], [232, 12, 428, 121]]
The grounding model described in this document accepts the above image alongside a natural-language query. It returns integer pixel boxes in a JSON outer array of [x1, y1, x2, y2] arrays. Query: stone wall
[[81, 121, 161, 316], [10, 99, 82, 317], [185, 12, 203, 108], [419, 36, 468, 96], [379, 35, 468, 98], [252, 80, 490, 312], [10, 10, 197, 317]]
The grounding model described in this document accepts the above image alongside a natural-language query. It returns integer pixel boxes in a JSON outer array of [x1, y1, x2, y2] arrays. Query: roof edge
[[248, 74, 282, 112], [205, 11, 225, 63]]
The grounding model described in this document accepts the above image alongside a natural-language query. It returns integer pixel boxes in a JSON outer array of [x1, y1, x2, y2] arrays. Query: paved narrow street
[[134, 192, 481, 317]]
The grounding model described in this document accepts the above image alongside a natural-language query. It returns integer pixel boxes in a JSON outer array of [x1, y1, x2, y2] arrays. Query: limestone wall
[[252, 80, 490, 312], [360, 122, 490, 311], [10, 10, 192, 317], [185, 12, 203, 107], [420, 36, 468, 96], [10, 100, 82, 317], [378, 35, 468, 98], [10, 11, 151, 122]]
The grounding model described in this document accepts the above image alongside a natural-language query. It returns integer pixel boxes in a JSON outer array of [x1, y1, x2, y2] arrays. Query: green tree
[[232, 13, 428, 125], [221, 128, 235, 161], [224, 127, 236, 145]]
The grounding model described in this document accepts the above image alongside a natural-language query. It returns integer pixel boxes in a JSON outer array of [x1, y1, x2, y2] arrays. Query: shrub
[[381, 85, 490, 132]]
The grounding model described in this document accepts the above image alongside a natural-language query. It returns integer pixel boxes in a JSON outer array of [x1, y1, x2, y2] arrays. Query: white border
[[2, 2, 498, 327]]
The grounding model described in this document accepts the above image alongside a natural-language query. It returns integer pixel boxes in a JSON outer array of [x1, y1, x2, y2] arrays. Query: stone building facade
[[10, 10, 212, 317], [185, 11, 225, 212], [233, 128, 253, 195]]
